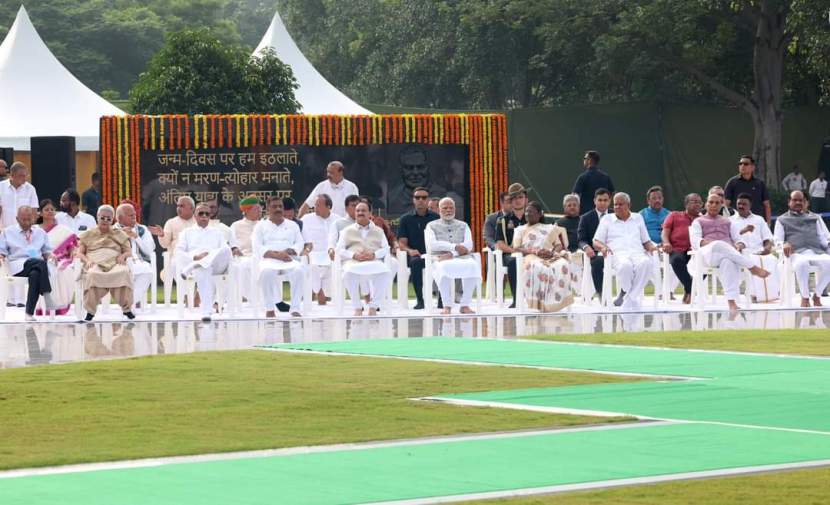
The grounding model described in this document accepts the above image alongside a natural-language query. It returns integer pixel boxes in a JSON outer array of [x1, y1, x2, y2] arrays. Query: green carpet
[[3, 337, 830, 504]]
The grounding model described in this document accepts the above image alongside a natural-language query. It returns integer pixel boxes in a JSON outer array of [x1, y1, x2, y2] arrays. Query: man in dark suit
[[573, 150, 615, 215], [482, 192, 511, 250], [577, 188, 612, 295], [495, 183, 528, 308]]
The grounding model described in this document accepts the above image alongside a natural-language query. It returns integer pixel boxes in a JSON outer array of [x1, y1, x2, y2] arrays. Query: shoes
[[413, 301, 425, 310], [613, 290, 627, 307], [16, 303, 24, 308], [201, 315, 212, 322], [6, 302, 14, 307], [123, 311, 136, 320], [84, 313, 94, 322], [276, 302, 290, 312], [508, 301, 516, 309]]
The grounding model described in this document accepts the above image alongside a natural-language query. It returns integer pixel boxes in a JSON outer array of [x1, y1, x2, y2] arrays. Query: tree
[[129, 29, 299, 114]]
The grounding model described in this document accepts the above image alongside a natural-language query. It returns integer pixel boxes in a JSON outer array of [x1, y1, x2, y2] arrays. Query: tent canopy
[[254, 10, 371, 115], [0, 6, 124, 151]]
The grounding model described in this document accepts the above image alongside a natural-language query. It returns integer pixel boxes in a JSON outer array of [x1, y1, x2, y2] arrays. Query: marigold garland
[[102, 113, 507, 251]]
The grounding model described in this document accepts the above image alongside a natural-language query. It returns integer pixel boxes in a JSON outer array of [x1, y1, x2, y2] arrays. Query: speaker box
[[0, 147, 12, 166], [30, 136, 76, 202]]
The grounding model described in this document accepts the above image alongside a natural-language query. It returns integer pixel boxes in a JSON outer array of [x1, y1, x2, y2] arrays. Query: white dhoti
[[232, 256, 253, 299], [433, 256, 481, 307], [258, 259, 305, 312], [609, 253, 652, 308], [129, 259, 154, 305], [343, 260, 389, 309], [790, 251, 830, 299], [744, 253, 779, 302], [308, 251, 332, 293], [176, 248, 231, 316], [696, 241, 754, 301]]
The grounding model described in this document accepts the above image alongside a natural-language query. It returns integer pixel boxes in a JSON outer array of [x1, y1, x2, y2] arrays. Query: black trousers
[[407, 255, 426, 303], [669, 251, 693, 295], [14, 258, 52, 315], [589, 255, 604, 294], [502, 255, 518, 304]]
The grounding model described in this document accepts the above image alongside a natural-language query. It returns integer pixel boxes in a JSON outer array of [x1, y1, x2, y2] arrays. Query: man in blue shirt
[[639, 185, 669, 244]]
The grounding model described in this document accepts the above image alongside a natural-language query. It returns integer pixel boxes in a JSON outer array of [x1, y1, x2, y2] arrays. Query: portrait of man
[[387, 146, 465, 219]]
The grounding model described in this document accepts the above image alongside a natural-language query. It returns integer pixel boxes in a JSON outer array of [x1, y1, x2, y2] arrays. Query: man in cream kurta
[[252, 197, 305, 317], [731, 193, 779, 302], [593, 192, 658, 310], [335, 202, 389, 316], [230, 197, 262, 300], [175, 203, 231, 320], [149, 195, 196, 281], [425, 198, 480, 315], [301, 194, 340, 305], [114, 203, 156, 307]]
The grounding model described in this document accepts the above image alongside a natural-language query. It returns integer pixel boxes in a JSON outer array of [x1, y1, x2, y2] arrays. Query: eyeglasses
[[738, 161, 752, 166], [98, 216, 112, 221], [196, 211, 210, 217], [413, 195, 428, 200]]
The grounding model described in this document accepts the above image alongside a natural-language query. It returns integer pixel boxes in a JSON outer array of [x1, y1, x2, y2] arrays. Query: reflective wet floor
[[1, 309, 828, 368]]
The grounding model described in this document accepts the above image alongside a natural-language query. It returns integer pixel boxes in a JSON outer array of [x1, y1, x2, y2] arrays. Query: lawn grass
[[527, 329, 830, 356], [463, 466, 830, 505], [0, 350, 632, 470]]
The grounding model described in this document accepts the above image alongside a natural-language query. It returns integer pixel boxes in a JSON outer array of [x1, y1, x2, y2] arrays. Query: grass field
[[2, 328, 829, 505], [0, 350, 631, 470]]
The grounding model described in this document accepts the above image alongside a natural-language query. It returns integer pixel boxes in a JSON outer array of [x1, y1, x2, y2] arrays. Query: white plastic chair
[[330, 251, 393, 315], [251, 254, 310, 315], [422, 245, 483, 313], [689, 249, 752, 309], [396, 250, 411, 310], [0, 261, 57, 319], [601, 252, 661, 309], [779, 253, 821, 308]]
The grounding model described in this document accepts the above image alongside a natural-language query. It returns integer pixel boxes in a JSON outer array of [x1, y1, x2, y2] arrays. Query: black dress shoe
[[84, 313, 94, 322], [276, 302, 290, 312], [413, 302, 425, 310], [123, 311, 136, 320], [6, 302, 14, 307], [509, 301, 516, 309], [613, 290, 627, 307], [16, 303, 25, 308]]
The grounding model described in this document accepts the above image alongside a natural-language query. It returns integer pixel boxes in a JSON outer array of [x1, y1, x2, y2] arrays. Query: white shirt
[[114, 223, 155, 263], [809, 178, 828, 199], [425, 222, 474, 257], [176, 225, 227, 257], [0, 180, 38, 229], [230, 218, 258, 256], [781, 172, 807, 192], [304, 178, 359, 218], [593, 212, 651, 258], [328, 216, 355, 250], [302, 212, 339, 251], [56, 211, 97, 234], [335, 222, 389, 260], [209, 219, 232, 245], [773, 212, 830, 249], [252, 219, 305, 260], [0, 224, 51, 275], [730, 213, 772, 254]]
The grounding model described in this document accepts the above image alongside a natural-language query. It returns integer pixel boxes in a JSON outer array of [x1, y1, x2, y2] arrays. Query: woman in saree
[[76, 205, 134, 321], [36, 199, 76, 315], [511, 201, 575, 312]]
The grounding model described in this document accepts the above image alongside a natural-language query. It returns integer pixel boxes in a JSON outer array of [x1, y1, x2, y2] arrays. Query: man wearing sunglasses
[[175, 203, 231, 321], [397, 187, 439, 309], [724, 155, 771, 225]]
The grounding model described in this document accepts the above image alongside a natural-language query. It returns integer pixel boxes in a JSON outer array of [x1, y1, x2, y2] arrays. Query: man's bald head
[[16, 205, 35, 230]]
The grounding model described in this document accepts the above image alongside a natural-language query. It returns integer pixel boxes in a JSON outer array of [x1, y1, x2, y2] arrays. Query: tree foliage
[[129, 29, 299, 114]]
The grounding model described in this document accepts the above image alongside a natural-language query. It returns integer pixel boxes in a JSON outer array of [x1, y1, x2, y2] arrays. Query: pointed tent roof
[[254, 10, 371, 115], [0, 6, 124, 151]]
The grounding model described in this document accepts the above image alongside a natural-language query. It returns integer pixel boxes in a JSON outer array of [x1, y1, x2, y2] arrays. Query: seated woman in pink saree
[[36, 199, 77, 315]]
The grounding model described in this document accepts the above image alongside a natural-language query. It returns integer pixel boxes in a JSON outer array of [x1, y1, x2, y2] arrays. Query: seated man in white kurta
[[301, 193, 339, 305], [230, 196, 262, 299], [425, 197, 480, 315], [175, 203, 231, 321], [731, 193, 779, 302], [114, 203, 156, 308], [690, 193, 769, 311], [774, 191, 830, 307], [252, 196, 305, 317], [592, 192, 658, 310], [335, 202, 390, 316]]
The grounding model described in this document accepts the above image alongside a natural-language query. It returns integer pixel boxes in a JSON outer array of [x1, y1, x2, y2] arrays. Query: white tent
[[0, 6, 124, 151], [253, 10, 371, 115]]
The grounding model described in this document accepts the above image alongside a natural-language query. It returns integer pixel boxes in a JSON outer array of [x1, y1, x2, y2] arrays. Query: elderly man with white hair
[[149, 195, 195, 281], [114, 202, 155, 308], [593, 192, 658, 310], [425, 197, 480, 315], [690, 193, 769, 311], [301, 193, 339, 305], [175, 202, 231, 321], [335, 201, 390, 316], [252, 196, 305, 317]]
